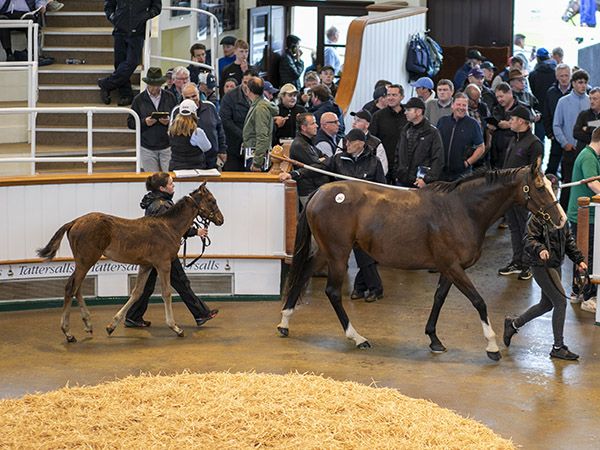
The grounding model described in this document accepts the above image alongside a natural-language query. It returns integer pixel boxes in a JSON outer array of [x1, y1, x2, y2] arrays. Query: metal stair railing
[[0, 106, 141, 175]]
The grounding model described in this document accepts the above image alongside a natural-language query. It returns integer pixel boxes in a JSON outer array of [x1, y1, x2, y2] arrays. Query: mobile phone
[[151, 112, 169, 119]]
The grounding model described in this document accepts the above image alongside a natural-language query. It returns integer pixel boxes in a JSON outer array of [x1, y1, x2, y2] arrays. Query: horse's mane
[[426, 167, 524, 193], [160, 189, 198, 218]]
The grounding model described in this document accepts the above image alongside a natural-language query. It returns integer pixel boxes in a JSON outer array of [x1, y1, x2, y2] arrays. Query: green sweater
[[567, 145, 600, 224], [242, 97, 278, 168]]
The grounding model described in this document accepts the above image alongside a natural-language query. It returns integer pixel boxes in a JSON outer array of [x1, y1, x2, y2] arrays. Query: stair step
[[38, 84, 140, 103], [39, 69, 140, 85], [36, 110, 133, 127], [35, 126, 135, 147], [42, 47, 114, 65], [36, 127, 135, 133], [44, 27, 113, 48], [61, 0, 105, 13], [34, 145, 136, 157], [46, 12, 109, 28]]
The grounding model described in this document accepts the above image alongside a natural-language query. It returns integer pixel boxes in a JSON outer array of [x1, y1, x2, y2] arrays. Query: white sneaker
[[580, 298, 597, 313], [570, 292, 582, 304]]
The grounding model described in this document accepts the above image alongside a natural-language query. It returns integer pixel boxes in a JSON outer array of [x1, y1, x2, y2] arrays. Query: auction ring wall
[[0, 173, 286, 309]]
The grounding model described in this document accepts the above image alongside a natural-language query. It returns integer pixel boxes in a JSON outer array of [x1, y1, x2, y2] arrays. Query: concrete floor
[[0, 227, 598, 449]]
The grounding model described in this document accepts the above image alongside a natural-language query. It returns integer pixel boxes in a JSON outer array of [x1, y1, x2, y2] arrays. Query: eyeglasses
[[324, 120, 339, 124], [176, 77, 190, 81]]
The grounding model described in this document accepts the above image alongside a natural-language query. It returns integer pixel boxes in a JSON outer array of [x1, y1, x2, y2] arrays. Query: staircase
[[32, 0, 140, 173]]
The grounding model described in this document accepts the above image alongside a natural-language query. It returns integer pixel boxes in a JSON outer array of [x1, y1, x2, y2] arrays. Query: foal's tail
[[36, 220, 75, 260], [283, 207, 316, 305]]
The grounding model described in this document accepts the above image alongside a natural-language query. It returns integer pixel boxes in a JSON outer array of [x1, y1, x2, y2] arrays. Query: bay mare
[[278, 161, 567, 360], [36, 183, 224, 343]]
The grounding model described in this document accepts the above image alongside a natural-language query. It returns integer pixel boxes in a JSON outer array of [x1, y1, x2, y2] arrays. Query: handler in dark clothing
[[497, 106, 544, 281], [281, 129, 386, 302], [395, 97, 443, 188], [126, 172, 218, 328], [504, 176, 586, 361], [99, 0, 162, 106]]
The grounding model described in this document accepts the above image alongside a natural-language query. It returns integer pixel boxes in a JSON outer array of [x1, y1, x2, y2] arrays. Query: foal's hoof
[[429, 343, 447, 353], [66, 335, 77, 343], [277, 327, 289, 337], [176, 329, 185, 337], [487, 351, 502, 361], [106, 325, 115, 336], [357, 341, 371, 349]]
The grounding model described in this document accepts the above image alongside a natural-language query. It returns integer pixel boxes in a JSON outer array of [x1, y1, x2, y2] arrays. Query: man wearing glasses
[[315, 112, 340, 157], [553, 69, 591, 210], [168, 66, 190, 104]]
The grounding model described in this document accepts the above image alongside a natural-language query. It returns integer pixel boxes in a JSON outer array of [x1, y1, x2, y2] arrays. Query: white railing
[[0, 107, 141, 175], [143, 3, 220, 88], [0, 20, 39, 133]]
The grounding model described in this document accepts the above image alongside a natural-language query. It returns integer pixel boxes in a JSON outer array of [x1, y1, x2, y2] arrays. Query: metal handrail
[[142, 3, 220, 88], [0, 107, 141, 175], [0, 20, 39, 135]]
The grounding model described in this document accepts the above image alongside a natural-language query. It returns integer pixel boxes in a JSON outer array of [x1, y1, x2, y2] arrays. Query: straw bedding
[[0, 372, 515, 449]]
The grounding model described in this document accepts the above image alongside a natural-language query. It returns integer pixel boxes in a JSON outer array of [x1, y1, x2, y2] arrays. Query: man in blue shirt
[[436, 93, 485, 181], [218, 36, 236, 80]]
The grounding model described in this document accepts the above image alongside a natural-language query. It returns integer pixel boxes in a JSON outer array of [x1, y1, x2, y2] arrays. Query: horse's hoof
[[357, 341, 371, 349], [85, 328, 93, 334], [277, 327, 289, 338], [430, 343, 447, 353], [66, 335, 77, 343], [106, 325, 115, 336], [487, 351, 502, 361], [176, 329, 184, 337]]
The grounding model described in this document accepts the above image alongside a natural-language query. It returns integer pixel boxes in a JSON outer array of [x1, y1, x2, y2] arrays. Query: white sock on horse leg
[[345, 323, 368, 346], [278, 308, 294, 329], [481, 319, 499, 353]]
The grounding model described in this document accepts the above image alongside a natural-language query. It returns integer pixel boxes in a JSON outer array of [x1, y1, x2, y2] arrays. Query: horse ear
[[531, 156, 544, 187], [200, 181, 207, 188]]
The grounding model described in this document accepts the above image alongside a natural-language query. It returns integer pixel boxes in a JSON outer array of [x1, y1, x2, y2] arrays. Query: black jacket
[[490, 99, 522, 168], [573, 108, 600, 151], [219, 85, 250, 156], [528, 61, 556, 112], [128, 89, 177, 150], [503, 128, 543, 169], [140, 191, 197, 238], [104, 0, 161, 36], [523, 215, 584, 268], [168, 134, 205, 170], [289, 133, 329, 196], [543, 82, 571, 139], [395, 118, 443, 186], [273, 103, 306, 144], [309, 99, 345, 137], [278, 51, 304, 89], [369, 106, 408, 173]]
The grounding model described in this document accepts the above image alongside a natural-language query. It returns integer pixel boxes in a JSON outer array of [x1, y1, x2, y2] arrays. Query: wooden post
[[284, 179, 298, 264], [577, 197, 591, 264]]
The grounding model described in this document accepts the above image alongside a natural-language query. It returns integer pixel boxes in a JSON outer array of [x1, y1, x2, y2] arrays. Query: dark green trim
[[0, 295, 281, 312]]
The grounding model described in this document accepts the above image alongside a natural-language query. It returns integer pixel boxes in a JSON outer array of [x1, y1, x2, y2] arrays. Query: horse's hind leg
[[74, 286, 92, 334], [444, 264, 501, 361], [158, 266, 184, 337], [326, 258, 370, 349], [425, 275, 453, 353], [106, 265, 152, 335]]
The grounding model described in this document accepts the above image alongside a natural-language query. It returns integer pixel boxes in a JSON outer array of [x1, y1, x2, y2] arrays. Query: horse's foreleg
[[326, 259, 370, 349], [74, 286, 92, 334], [158, 267, 184, 337], [106, 265, 152, 335], [425, 275, 453, 353], [445, 265, 501, 361]]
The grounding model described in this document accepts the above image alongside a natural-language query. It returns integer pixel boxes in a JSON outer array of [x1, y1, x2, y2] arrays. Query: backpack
[[406, 35, 430, 81], [424, 36, 443, 78]]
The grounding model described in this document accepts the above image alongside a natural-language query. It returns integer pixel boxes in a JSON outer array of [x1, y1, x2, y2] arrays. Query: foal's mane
[[426, 167, 523, 193], [160, 188, 199, 218]]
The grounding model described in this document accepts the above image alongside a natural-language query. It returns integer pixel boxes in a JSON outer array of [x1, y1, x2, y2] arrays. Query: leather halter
[[522, 179, 561, 227], [183, 193, 213, 267]]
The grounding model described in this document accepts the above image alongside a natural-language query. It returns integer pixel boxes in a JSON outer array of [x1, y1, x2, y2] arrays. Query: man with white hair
[[169, 66, 190, 104]]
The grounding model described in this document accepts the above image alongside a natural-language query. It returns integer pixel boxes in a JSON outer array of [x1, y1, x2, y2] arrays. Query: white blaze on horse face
[[481, 320, 499, 353], [345, 322, 368, 346], [543, 176, 567, 228], [278, 308, 294, 329]]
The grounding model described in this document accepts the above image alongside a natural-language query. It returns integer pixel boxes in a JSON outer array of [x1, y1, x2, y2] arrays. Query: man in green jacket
[[567, 126, 600, 309], [242, 77, 278, 171]]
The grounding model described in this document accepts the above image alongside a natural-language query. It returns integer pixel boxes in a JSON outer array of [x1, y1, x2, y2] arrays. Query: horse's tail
[[36, 220, 75, 260], [283, 207, 316, 304]]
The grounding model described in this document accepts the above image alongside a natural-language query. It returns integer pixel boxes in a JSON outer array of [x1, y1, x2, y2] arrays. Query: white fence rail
[[0, 107, 141, 174]]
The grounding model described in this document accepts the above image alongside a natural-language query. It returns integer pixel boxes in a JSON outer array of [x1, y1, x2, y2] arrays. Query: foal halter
[[522, 183, 561, 227], [183, 194, 214, 267]]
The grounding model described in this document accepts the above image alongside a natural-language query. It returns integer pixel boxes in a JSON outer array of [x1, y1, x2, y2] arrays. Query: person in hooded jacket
[[125, 172, 218, 328], [503, 175, 586, 361]]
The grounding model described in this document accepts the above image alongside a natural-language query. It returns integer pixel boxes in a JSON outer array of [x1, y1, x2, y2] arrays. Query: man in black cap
[[395, 97, 443, 188], [453, 49, 484, 91], [362, 80, 390, 116], [280, 128, 385, 302], [279, 34, 304, 89], [480, 61, 496, 88], [127, 67, 177, 171], [218, 35, 236, 80], [498, 105, 543, 281], [99, 0, 162, 106], [351, 109, 388, 176]]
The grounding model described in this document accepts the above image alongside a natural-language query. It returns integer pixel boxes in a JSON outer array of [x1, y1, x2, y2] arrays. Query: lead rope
[[182, 216, 212, 268]]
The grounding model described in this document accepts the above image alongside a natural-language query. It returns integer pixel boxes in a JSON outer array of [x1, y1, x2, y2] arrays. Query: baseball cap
[[263, 80, 279, 94], [467, 49, 485, 60], [219, 36, 236, 46], [350, 110, 372, 122], [468, 67, 485, 79], [480, 61, 496, 70], [405, 97, 426, 111], [536, 47, 550, 60], [279, 83, 298, 95], [373, 86, 387, 100], [410, 77, 434, 90], [345, 128, 367, 143], [179, 99, 198, 116], [510, 105, 532, 122]]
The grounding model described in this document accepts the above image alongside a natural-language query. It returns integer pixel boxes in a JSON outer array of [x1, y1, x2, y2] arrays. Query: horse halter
[[183, 193, 214, 267], [522, 181, 561, 227], [186, 193, 216, 222]]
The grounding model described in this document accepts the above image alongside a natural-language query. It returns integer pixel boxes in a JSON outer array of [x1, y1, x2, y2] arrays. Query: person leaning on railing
[[127, 67, 177, 172]]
